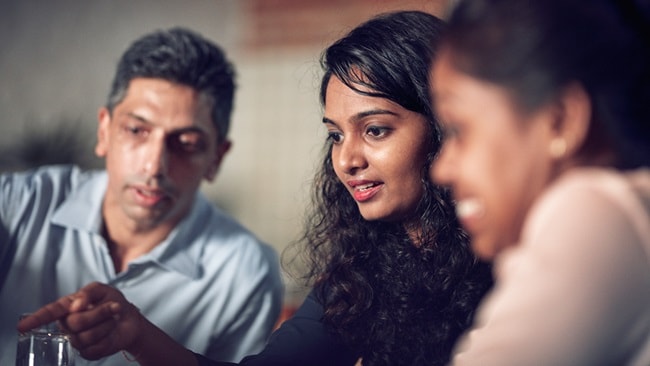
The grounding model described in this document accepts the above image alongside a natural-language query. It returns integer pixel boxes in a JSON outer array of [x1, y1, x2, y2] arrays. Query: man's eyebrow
[[322, 109, 398, 126], [171, 126, 210, 136], [124, 112, 209, 135], [125, 112, 150, 124]]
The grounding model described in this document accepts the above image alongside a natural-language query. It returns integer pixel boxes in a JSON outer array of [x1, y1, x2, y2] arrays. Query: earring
[[549, 138, 567, 159]]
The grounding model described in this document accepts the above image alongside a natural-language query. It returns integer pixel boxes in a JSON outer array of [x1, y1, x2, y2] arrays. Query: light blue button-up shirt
[[0, 165, 283, 365]]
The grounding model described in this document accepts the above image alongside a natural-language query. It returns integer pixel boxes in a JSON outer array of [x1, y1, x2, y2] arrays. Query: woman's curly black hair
[[290, 11, 493, 366]]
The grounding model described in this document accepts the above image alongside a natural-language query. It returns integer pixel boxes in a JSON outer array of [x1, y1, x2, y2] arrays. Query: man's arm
[[17, 282, 198, 366]]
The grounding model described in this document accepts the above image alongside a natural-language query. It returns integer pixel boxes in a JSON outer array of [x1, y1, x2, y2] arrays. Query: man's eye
[[124, 125, 147, 137], [327, 131, 343, 144], [168, 133, 206, 154]]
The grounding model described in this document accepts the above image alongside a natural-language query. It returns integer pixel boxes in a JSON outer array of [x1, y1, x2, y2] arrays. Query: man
[[0, 27, 283, 365]]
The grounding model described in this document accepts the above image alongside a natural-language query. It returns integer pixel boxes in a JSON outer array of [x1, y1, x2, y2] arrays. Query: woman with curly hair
[[292, 9, 493, 366], [18, 10, 492, 366]]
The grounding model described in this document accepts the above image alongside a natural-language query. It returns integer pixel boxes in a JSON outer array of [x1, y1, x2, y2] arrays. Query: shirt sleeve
[[195, 289, 358, 366], [203, 244, 284, 362], [0, 169, 46, 291], [0, 172, 16, 291], [451, 173, 650, 366]]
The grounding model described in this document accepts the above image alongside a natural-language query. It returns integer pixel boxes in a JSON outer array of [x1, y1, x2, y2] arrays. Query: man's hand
[[17, 282, 144, 360]]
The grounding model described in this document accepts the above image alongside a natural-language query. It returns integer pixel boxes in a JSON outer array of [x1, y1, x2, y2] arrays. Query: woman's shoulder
[[547, 167, 650, 219], [520, 167, 650, 260], [555, 167, 649, 193]]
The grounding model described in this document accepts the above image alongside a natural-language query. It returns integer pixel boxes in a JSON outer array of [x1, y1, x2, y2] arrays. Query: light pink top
[[452, 168, 650, 366]]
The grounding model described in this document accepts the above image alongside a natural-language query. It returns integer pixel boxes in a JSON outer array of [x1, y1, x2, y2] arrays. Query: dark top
[[195, 289, 358, 366]]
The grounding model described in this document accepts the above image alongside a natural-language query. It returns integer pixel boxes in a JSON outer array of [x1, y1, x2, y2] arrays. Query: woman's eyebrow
[[322, 109, 398, 126], [353, 109, 398, 120]]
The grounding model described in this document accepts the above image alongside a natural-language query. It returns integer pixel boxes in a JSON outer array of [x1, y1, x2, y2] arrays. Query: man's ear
[[549, 82, 592, 159], [204, 140, 232, 181], [95, 107, 111, 158]]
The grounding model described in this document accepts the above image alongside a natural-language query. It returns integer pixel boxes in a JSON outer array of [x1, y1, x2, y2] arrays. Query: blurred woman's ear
[[549, 82, 592, 160]]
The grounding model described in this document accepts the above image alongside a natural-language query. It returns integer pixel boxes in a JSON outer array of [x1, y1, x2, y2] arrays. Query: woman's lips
[[350, 181, 383, 202]]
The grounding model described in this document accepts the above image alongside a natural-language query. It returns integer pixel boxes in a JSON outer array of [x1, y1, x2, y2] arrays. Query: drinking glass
[[15, 315, 75, 366]]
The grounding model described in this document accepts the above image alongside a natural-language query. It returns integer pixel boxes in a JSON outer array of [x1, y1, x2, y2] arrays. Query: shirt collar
[[51, 170, 106, 234], [144, 197, 209, 279], [51, 171, 206, 279]]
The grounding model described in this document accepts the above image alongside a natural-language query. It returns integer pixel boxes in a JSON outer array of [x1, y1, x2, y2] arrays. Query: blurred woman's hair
[[443, 0, 650, 168]]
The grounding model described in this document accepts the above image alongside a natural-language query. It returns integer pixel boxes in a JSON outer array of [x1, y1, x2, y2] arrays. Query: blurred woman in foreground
[[430, 0, 650, 364]]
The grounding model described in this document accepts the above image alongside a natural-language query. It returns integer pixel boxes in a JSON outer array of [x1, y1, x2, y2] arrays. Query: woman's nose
[[335, 138, 367, 174]]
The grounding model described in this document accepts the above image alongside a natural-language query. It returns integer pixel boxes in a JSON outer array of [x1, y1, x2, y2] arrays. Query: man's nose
[[143, 137, 169, 177]]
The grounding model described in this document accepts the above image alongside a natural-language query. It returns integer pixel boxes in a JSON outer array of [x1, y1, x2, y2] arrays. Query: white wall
[[0, 0, 449, 303], [0, 0, 325, 296]]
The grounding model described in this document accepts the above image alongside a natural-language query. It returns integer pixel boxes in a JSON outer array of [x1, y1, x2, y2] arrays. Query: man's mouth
[[133, 186, 168, 206]]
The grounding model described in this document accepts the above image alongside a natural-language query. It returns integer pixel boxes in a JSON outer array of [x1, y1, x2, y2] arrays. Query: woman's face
[[324, 76, 430, 223], [430, 51, 559, 260]]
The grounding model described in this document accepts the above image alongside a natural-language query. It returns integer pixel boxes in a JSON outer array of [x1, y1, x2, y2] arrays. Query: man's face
[[96, 77, 230, 231]]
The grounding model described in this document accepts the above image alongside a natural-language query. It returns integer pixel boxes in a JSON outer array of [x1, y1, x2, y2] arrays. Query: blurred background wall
[[0, 0, 448, 305]]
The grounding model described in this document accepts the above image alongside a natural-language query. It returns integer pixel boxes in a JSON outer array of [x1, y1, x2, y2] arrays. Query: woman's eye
[[366, 126, 389, 138], [441, 123, 460, 141], [327, 131, 343, 144]]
